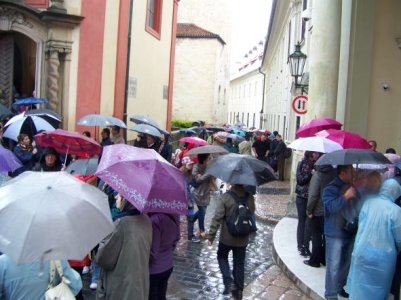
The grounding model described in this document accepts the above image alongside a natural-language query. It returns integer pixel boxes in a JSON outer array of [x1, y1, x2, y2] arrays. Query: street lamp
[[288, 43, 308, 94]]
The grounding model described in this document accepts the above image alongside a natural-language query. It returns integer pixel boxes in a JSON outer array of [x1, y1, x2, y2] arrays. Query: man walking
[[323, 165, 357, 299], [251, 134, 270, 162], [207, 184, 255, 300]]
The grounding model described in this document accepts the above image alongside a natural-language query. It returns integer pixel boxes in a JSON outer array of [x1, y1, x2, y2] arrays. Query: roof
[[177, 23, 225, 45]]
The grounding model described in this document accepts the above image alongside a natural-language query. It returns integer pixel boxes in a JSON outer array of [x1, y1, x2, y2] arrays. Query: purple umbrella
[[96, 144, 188, 215], [0, 146, 22, 173], [296, 117, 342, 138]]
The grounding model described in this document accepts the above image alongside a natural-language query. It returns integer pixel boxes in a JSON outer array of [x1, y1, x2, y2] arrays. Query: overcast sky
[[230, 0, 272, 66]]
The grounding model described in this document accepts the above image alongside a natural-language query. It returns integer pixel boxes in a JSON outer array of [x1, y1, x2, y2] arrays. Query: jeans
[[149, 267, 173, 300], [192, 205, 207, 232], [296, 196, 310, 249], [325, 236, 354, 299], [91, 260, 100, 283], [217, 242, 246, 292], [308, 216, 325, 266]]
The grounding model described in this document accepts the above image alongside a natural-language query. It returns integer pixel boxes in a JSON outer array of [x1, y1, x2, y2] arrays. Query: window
[[223, 88, 226, 105], [301, 0, 308, 41], [287, 21, 292, 58], [146, 0, 163, 39], [253, 113, 256, 128]]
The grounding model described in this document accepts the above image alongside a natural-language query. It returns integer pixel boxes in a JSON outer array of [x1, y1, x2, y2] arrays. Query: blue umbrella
[[14, 97, 48, 106]]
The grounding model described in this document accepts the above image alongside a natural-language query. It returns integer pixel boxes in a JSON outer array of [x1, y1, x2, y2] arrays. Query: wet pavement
[[81, 181, 311, 299]]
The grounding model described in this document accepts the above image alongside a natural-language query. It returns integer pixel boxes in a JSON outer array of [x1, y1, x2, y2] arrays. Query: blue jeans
[[217, 242, 246, 291], [192, 205, 207, 232], [325, 236, 354, 299], [91, 260, 100, 283]]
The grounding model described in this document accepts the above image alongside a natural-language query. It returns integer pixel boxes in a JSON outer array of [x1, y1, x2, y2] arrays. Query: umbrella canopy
[[179, 128, 197, 136], [0, 146, 22, 173], [25, 109, 61, 128], [296, 118, 342, 138], [205, 153, 277, 186], [131, 123, 162, 138], [0, 103, 12, 118], [34, 129, 102, 157], [316, 129, 371, 149], [179, 137, 208, 146], [96, 144, 188, 214], [13, 97, 48, 106], [186, 145, 229, 157], [287, 136, 343, 153], [130, 114, 160, 128], [227, 133, 245, 143], [66, 157, 99, 175], [77, 114, 127, 128], [0, 171, 114, 264], [3, 112, 56, 141], [204, 126, 225, 133], [315, 149, 391, 166]]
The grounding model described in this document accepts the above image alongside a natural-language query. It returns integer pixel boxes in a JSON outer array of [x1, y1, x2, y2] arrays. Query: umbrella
[[66, 157, 99, 175], [13, 97, 48, 106], [130, 114, 160, 128], [77, 114, 127, 128], [0, 103, 12, 117], [227, 133, 245, 143], [131, 124, 162, 138], [179, 128, 197, 136], [205, 153, 277, 186], [204, 126, 225, 133], [95, 144, 188, 214], [316, 129, 371, 149], [34, 129, 102, 157], [179, 137, 208, 146], [287, 136, 343, 153], [0, 171, 114, 264], [3, 112, 56, 141], [186, 145, 229, 157], [296, 118, 342, 138], [315, 149, 391, 166], [25, 109, 61, 127], [0, 146, 22, 173], [229, 128, 246, 137]]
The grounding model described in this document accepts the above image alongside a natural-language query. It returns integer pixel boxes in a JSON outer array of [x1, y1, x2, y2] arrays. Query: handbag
[[45, 260, 76, 300]]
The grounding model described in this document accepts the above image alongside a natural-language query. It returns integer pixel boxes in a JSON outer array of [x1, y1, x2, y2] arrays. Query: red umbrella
[[296, 118, 342, 138], [315, 129, 371, 149], [34, 129, 102, 157], [179, 137, 208, 146]]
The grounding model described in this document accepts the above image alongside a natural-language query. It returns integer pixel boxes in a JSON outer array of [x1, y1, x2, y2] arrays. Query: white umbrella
[[0, 171, 114, 264], [3, 112, 56, 141], [287, 136, 343, 153], [77, 114, 127, 128]]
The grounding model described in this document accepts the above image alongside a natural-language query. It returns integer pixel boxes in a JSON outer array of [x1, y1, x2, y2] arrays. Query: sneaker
[[299, 247, 311, 257], [303, 260, 320, 268], [82, 266, 90, 275], [338, 289, 349, 298], [189, 236, 201, 243], [89, 282, 98, 290]]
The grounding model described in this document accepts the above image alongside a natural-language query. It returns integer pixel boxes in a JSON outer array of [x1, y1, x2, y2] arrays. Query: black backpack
[[283, 146, 292, 159], [225, 191, 253, 237]]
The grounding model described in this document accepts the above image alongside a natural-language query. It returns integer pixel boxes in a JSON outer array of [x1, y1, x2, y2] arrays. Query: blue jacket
[[322, 176, 354, 239]]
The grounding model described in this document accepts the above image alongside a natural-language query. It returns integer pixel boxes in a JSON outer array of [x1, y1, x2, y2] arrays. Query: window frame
[[145, 0, 163, 40], [25, 0, 49, 8]]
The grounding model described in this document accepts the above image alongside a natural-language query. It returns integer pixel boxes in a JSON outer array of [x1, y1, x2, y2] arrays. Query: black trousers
[[217, 242, 246, 291], [149, 267, 173, 300], [391, 252, 401, 300], [295, 196, 310, 249], [308, 216, 325, 266]]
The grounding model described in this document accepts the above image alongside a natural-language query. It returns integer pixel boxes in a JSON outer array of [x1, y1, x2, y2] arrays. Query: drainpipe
[[166, 0, 179, 131], [123, 0, 134, 141], [258, 67, 266, 129]]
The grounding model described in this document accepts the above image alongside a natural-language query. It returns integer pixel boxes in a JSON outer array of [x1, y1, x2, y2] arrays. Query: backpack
[[225, 191, 253, 237], [283, 146, 292, 159]]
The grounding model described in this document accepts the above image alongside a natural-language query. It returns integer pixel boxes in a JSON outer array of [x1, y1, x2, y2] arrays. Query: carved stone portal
[[0, 7, 34, 31]]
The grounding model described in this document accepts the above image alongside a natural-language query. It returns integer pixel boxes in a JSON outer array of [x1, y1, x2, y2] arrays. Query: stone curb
[[255, 213, 280, 225]]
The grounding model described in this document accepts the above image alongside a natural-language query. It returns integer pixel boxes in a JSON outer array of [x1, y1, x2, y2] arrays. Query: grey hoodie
[[307, 165, 336, 216]]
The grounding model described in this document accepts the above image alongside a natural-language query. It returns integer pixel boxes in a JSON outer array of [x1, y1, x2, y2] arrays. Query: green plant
[[171, 119, 193, 128]]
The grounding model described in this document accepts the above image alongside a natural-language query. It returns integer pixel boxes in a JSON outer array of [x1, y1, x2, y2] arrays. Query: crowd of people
[[294, 143, 401, 300]]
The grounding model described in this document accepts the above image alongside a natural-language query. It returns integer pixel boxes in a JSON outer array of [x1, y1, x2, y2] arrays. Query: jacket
[[96, 214, 152, 300], [13, 144, 38, 175], [149, 213, 180, 275], [191, 163, 212, 206], [346, 179, 401, 299], [207, 185, 255, 247], [0, 255, 82, 300], [322, 176, 354, 239], [307, 165, 336, 217], [273, 140, 286, 160], [295, 159, 314, 198]]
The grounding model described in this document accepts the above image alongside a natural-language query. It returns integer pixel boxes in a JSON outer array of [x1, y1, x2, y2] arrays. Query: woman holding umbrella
[[13, 133, 39, 176]]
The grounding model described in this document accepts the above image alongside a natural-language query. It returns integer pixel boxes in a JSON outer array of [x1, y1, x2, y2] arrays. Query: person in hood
[[346, 179, 401, 300], [33, 147, 62, 172]]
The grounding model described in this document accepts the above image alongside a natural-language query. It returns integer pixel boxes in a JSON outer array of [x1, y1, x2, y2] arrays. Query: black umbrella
[[25, 109, 61, 128], [186, 145, 228, 157], [205, 126, 225, 133], [315, 149, 391, 166], [205, 153, 277, 186]]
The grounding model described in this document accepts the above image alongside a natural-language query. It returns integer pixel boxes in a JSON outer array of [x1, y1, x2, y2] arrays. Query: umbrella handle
[[63, 144, 70, 168]]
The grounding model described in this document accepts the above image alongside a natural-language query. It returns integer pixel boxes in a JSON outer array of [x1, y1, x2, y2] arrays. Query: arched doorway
[[0, 32, 37, 107]]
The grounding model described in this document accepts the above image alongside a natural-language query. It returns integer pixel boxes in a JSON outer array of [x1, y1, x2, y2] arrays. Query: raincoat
[[346, 179, 401, 300]]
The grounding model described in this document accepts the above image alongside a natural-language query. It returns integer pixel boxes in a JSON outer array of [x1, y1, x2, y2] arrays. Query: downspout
[[258, 68, 266, 129], [123, 0, 134, 141], [166, 0, 179, 131]]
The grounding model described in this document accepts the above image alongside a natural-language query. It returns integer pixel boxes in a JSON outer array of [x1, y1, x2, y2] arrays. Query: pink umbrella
[[96, 144, 188, 215], [316, 129, 371, 149], [179, 137, 208, 146], [296, 118, 342, 138]]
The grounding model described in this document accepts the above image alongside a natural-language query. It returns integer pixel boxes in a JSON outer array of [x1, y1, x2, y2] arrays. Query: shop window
[[146, 0, 162, 39]]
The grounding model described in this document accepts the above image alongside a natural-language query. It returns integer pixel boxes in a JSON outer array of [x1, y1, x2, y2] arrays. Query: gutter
[[258, 68, 266, 129]]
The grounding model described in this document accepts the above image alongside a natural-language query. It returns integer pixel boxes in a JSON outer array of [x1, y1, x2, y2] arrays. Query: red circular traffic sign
[[292, 95, 308, 115]]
